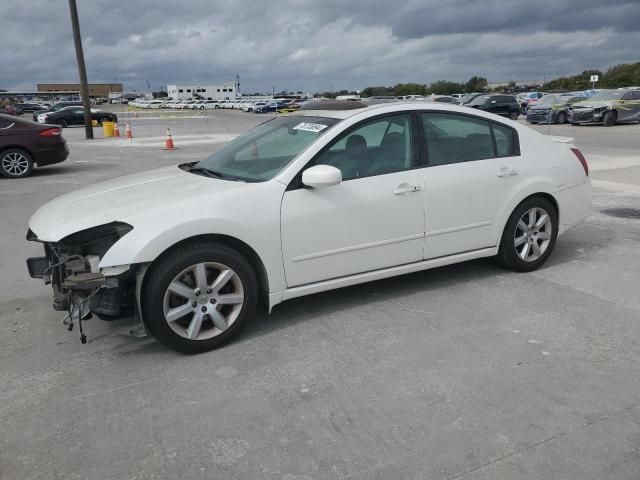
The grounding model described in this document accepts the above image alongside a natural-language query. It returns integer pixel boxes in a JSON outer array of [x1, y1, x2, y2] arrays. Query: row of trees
[[315, 62, 639, 98], [359, 76, 488, 97], [541, 62, 640, 91]]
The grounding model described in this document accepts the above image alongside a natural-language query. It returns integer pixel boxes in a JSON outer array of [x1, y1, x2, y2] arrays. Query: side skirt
[[267, 247, 498, 311]]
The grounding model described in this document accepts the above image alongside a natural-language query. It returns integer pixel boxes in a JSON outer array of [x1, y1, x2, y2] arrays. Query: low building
[[37, 83, 123, 97], [166, 83, 237, 101]]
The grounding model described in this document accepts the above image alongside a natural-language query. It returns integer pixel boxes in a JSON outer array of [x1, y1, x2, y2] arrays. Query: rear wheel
[[497, 197, 558, 272], [57, 119, 68, 128], [509, 111, 519, 120], [603, 110, 617, 127], [0, 148, 34, 178], [142, 243, 257, 353], [98, 117, 109, 125]]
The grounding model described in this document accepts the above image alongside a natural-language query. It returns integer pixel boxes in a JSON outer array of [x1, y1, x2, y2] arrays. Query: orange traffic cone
[[163, 128, 175, 150], [125, 123, 133, 139], [113, 122, 120, 137]]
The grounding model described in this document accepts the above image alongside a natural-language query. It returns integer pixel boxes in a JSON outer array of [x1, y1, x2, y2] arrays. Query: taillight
[[39, 128, 61, 137], [571, 148, 589, 176]]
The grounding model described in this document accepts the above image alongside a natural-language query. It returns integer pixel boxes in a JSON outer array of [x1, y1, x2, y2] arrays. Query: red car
[[0, 113, 69, 178]]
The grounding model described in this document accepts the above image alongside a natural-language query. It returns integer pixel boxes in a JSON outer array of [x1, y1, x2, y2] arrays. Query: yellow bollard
[[102, 121, 115, 137]]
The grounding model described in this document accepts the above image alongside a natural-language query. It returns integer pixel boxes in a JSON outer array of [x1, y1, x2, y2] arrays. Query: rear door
[[420, 112, 523, 258], [619, 91, 640, 121]]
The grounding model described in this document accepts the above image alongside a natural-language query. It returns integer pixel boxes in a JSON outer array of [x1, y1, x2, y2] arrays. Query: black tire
[[496, 197, 558, 272], [57, 118, 68, 128], [603, 110, 616, 127], [555, 112, 567, 124], [0, 148, 34, 178], [509, 112, 519, 120], [141, 242, 258, 353], [98, 117, 109, 125]]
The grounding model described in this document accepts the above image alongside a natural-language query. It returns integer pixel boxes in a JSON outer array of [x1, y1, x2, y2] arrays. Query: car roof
[[293, 101, 513, 120]]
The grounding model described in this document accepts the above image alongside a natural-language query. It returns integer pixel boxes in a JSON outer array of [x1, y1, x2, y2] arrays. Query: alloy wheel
[[514, 207, 553, 262], [2, 152, 30, 176], [162, 262, 245, 341]]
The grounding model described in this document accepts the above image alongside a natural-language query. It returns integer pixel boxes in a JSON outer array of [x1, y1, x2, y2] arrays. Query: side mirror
[[302, 164, 342, 188]]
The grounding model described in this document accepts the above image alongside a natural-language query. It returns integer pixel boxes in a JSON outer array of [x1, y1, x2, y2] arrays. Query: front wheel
[[509, 112, 519, 120], [603, 110, 617, 127], [497, 197, 558, 272], [141, 243, 258, 353], [57, 119, 68, 128], [555, 112, 567, 124], [98, 117, 109, 125]]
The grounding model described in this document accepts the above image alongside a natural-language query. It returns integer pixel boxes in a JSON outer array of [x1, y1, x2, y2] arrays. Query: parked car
[[526, 94, 587, 124], [198, 100, 220, 110], [145, 100, 165, 109], [244, 101, 266, 112], [26, 102, 591, 353], [0, 105, 23, 116], [465, 94, 521, 119], [32, 101, 82, 121], [38, 107, 117, 127], [517, 92, 544, 112], [568, 89, 640, 126], [256, 101, 290, 113], [459, 93, 484, 105], [429, 95, 458, 104], [0, 113, 68, 178], [15, 103, 48, 113]]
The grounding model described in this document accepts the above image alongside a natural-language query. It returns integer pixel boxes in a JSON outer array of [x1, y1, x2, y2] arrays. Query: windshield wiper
[[187, 165, 247, 182]]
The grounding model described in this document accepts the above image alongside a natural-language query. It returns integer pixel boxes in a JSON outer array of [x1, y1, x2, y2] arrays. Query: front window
[[313, 114, 413, 180], [192, 116, 339, 182]]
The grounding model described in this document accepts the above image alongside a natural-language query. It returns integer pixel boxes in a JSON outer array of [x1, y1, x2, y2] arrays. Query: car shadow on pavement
[[244, 258, 506, 341], [244, 225, 610, 344]]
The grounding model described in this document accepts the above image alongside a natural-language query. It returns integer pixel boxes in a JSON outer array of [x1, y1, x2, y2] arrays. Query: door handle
[[393, 183, 422, 195], [497, 167, 519, 177]]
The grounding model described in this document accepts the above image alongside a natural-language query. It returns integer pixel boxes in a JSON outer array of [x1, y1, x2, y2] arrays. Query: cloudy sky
[[2, 0, 639, 93]]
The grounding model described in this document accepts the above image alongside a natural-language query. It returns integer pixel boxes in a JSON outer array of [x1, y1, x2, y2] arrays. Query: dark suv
[[466, 95, 520, 119], [32, 101, 82, 121]]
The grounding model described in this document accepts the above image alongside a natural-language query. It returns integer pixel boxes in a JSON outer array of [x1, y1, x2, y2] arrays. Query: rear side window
[[0, 119, 13, 128], [421, 113, 518, 166], [633, 91, 640, 100], [492, 123, 516, 157]]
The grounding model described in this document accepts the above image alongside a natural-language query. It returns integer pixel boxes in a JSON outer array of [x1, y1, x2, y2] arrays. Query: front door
[[420, 112, 523, 259], [281, 113, 425, 287]]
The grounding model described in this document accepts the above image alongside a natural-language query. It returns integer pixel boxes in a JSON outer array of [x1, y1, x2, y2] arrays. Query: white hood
[[29, 165, 246, 242]]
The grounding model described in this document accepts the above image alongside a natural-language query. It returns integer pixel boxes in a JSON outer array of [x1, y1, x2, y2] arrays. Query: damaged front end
[[26, 222, 137, 343]]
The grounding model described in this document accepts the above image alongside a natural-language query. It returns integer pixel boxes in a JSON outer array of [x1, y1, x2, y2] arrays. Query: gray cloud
[[1, 0, 639, 93]]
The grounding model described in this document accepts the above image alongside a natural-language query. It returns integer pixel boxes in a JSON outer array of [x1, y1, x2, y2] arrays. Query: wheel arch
[[141, 234, 270, 307], [0, 145, 34, 159], [498, 191, 560, 245]]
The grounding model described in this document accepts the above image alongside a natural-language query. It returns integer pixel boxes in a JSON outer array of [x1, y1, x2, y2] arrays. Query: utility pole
[[68, 0, 93, 139]]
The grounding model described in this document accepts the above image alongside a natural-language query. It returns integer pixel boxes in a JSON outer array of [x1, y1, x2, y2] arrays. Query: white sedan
[[26, 102, 591, 353]]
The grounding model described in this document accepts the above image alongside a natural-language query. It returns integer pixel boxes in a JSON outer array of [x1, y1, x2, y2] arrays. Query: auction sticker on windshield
[[292, 122, 328, 133]]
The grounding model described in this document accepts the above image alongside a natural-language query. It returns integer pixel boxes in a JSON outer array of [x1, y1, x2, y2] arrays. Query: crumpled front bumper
[[569, 108, 605, 124]]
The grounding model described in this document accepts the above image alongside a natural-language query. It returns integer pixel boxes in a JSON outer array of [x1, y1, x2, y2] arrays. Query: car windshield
[[586, 91, 623, 101], [193, 116, 339, 182], [539, 95, 566, 105], [468, 95, 490, 106]]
